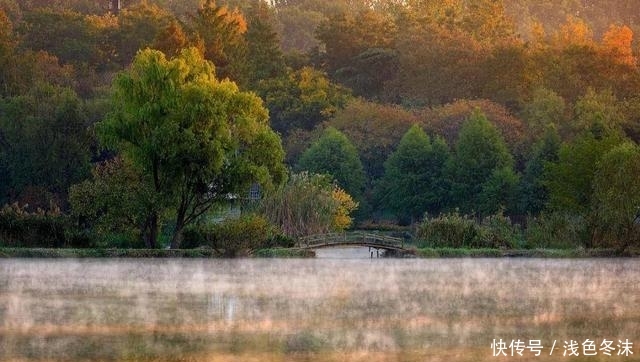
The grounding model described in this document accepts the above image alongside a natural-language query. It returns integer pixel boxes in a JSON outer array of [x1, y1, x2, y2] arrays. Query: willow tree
[[98, 47, 285, 248]]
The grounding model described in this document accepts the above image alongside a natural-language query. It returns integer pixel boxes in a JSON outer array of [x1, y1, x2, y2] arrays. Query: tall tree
[[152, 19, 189, 57], [315, 8, 396, 75], [600, 24, 636, 68], [98, 48, 285, 248], [376, 124, 450, 222], [393, 23, 487, 106], [573, 88, 624, 135]]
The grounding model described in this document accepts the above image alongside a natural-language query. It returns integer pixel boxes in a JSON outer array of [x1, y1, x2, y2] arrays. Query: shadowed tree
[[517, 126, 561, 215], [0, 83, 91, 208]]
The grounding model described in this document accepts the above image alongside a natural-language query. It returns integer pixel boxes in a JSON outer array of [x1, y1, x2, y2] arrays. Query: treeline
[[0, 0, 639, 250]]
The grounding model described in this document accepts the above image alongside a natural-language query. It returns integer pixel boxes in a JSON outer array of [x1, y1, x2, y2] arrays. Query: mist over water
[[1, 258, 638, 361]]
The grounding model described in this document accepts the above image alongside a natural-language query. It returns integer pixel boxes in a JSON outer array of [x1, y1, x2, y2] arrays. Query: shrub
[[182, 214, 277, 256], [416, 212, 519, 249], [181, 226, 207, 249], [0, 203, 92, 248], [416, 212, 484, 248], [524, 212, 588, 249], [480, 213, 522, 249], [263, 233, 296, 248]]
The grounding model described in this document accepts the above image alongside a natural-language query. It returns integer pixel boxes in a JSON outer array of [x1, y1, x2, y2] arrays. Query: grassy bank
[[252, 248, 316, 258], [415, 247, 640, 258], [0, 247, 316, 258], [1, 247, 637, 258], [0, 248, 222, 258]]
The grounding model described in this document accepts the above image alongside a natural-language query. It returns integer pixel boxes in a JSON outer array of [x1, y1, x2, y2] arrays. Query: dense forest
[[0, 0, 639, 251]]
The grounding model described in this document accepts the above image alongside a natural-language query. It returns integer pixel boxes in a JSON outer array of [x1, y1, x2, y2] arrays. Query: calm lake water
[[1, 253, 638, 362]]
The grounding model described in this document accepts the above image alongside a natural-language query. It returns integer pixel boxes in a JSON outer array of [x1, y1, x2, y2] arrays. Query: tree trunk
[[170, 211, 186, 249], [170, 227, 184, 249], [144, 212, 159, 249]]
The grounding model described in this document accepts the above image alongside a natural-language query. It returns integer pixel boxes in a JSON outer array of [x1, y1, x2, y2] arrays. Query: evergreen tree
[[448, 110, 516, 215], [244, 1, 287, 89], [297, 127, 365, 201], [376, 124, 450, 222]]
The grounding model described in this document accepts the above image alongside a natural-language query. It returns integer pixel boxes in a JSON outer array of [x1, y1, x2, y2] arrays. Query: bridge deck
[[297, 231, 407, 251]]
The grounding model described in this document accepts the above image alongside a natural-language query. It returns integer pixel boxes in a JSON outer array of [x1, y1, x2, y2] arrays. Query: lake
[[1, 253, 638, 361]]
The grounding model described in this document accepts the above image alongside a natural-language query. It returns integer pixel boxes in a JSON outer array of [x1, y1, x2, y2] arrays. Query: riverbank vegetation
[[1, 0, 639, 255]]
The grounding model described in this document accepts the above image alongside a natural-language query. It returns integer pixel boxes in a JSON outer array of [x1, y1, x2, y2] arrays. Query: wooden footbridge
[[296, 231, 411, 255]]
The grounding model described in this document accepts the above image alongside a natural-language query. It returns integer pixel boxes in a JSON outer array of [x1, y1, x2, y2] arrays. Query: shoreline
[[0, 247, 637, 258]]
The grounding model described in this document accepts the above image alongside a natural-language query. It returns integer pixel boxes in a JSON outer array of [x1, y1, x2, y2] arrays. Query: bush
[[524, 212, 588, 249], [416, 212, 481, 248], [182, 214, 280, 256], [182, 226, 207, 249], [263, 233, 296, 248], [416, 212, 519, 249], [0, 203, 92, 248], [480, 213, 523, 249]]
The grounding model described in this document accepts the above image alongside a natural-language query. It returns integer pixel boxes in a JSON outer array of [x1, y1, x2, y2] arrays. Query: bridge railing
[[297, 231, 404, 248]]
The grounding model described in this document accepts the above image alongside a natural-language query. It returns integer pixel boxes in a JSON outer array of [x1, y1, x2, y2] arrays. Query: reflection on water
[[0, 258, 638, 361]]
